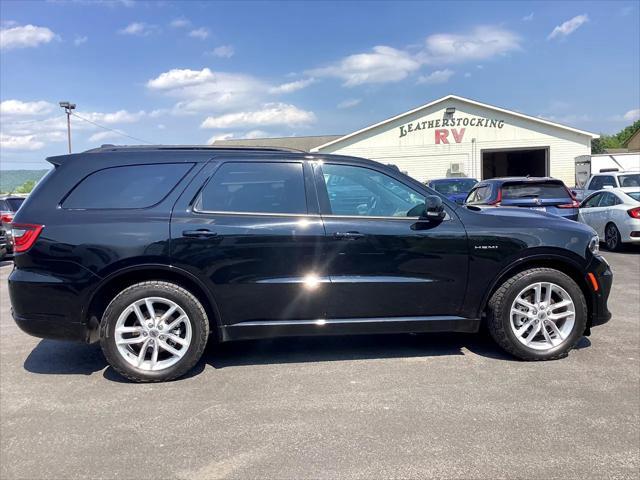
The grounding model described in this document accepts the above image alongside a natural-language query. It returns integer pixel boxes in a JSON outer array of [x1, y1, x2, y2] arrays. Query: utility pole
[[59, 101, 76, 153]]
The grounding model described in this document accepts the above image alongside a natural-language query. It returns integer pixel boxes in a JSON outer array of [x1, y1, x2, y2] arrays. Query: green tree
[[592, 120, 640, 154], [13, 180, 36, 194]]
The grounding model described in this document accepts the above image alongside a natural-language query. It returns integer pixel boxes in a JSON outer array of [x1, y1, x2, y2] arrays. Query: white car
[[578, 188, 640, 251]]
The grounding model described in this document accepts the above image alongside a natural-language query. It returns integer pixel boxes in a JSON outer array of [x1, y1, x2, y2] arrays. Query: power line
[[70, 111, 153, 145]]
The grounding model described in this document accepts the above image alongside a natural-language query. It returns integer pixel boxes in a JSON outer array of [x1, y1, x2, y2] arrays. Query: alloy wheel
[[114, 297, 192, 371], [509, 282, 576, 351], [605, 224, 619, 250]]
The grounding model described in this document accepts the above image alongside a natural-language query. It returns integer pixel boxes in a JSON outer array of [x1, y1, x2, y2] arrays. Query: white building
[[311, 95, 598, 186]]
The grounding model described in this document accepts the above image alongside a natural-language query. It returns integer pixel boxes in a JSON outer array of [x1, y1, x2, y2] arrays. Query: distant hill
[[0, 170, 49, 193]]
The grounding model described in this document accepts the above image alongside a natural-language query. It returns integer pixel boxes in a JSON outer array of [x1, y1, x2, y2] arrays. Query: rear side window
[[502, 182, 570, 200], [5, 198, 24, 211], [197, 162, 306, 214], [466, 185, 491, 204], [63, 163, 193, 209]]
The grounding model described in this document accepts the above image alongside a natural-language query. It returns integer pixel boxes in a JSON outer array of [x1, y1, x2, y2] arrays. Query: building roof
[[213, 135, 344, 152], [312, 94, 599, 151], [623, 128, 640, 150]]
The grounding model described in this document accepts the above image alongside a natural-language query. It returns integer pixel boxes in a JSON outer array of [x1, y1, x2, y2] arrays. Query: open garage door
[[482, 148, 548, 179]]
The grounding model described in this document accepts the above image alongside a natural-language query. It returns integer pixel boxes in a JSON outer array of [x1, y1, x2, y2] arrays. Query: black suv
[[9, 146, 612, 382]]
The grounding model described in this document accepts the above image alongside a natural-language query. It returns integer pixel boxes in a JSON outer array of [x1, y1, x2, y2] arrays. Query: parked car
[[464, 177, 580, 221], [574, 170, 640, 200], [425, 177, 478, 204], [578, 188, 640, 251], [0, 194, 26, 258], [9, 146, 612, 382]]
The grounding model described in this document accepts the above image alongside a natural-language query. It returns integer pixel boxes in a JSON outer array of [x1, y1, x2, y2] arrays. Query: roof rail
[[83, 144, 308, 154]]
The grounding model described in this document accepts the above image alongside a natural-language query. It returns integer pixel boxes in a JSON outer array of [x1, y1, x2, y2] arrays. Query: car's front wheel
[[487, 268, 587, 361], [100, 281, 209, 382]]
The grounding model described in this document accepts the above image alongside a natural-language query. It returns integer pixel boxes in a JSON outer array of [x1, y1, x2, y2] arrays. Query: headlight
[[588, 235, 599, 254]]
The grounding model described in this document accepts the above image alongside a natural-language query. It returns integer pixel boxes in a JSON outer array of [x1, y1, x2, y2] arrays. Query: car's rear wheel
[[604, 223, 622, 251], [100, 281, 209, 382], [487, 268, 587, 361]]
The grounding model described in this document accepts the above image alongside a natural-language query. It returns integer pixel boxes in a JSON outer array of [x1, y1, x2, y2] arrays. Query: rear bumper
[[588, 254, 613, 327], [8, 267, 96, 343]]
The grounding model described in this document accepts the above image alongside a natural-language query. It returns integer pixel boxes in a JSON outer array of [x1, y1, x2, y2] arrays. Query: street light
[[59, 101, 76, 153]]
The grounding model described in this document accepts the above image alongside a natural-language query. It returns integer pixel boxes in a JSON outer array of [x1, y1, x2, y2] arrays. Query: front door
[[170, 159, 327, 325], [314, 162, 468, 319]]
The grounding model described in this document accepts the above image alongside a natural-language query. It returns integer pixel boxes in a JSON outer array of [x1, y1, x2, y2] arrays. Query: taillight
[[488, 188, 502, 206], [0, 213, 13, 223], [628, 207, 640, 219], [558, 199, 580, 208], [11, 223, 44, 253]]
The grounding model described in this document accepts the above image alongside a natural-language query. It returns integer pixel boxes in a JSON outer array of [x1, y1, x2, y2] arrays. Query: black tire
[[100, 281, 209, 382], [604, 223, 622, 252], [486, 268, 587, 361]]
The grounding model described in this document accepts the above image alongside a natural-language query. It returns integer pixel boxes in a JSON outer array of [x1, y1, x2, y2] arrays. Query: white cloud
[[623, 109, 640, 122], [523, 12, 534, 21], [0, 100, 54, 116], [538, 113, 591, 124], [244, 130, 269, 139], [118, 22, 157, 36], [201, 103, 315, 129], [0, 24, 57, 50], [548, 14, 589, 40], [147, 68, 215, 90], [157, 124, 166, 130], [464, 72, 472, 78], [207, 132, 234, 143], [74, 35, 88, 46], [269, 78, 315, 94], [208, 44, 235, 58], [82, 109, 145, 124], [417, 69, 455, 85], [309, 46, 421, 86], [88, 131, 122, 142], [0, 133, 45, 150], [419, 26, 521, 64], [189, 28, 210, 40], [337, 98, 361, 109], [147, 68, 270, 113], [170, 17, 191, 28]]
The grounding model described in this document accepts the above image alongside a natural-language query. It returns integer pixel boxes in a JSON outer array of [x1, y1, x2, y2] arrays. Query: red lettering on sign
[[435, 129, 449, 144], [451, 128, 465, 143]]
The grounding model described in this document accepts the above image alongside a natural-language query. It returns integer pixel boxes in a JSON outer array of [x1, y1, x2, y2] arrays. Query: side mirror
[[420, 195, 446, 221]]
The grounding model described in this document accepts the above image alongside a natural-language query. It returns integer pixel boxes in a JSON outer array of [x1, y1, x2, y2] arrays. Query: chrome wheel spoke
[[510, 281, 576, 351], [114, 296, 192, 372], [159, 339, 182, 357]]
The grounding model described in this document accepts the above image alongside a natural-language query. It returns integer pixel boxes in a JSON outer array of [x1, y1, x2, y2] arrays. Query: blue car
[[464, 177, 580, 221], [426, 177, 479, 204]]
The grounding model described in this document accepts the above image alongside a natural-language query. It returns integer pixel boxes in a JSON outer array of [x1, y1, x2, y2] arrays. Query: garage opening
[[482, 148, 548, 179]]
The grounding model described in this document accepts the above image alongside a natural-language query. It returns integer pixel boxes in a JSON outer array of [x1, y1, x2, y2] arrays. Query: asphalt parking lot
[[0, 250, 638, 480]]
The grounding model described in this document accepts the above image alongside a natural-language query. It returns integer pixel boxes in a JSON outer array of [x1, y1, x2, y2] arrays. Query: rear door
[[170, 158, 328, 325], [579, 192, 604, 234], [314, 161, 468, 319]]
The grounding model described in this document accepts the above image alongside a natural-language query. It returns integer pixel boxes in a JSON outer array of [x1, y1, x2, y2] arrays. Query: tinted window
[[198, 162, 306, 214], [430, 179, 478, 194], [5, 198, 25, 211], [598, 192, 618, 207], [63, 163, 193, 209], [589, 175, 615, 190], [619, 173, 640, 188], [465, 185, 491, 204], [582, 193, 603, 208], [0, 200, 7, 211], [502, 182, 570, 200], [322, 164, 424, 217]]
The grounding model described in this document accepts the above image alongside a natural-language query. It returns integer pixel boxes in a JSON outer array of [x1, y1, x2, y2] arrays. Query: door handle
[[333, 231, 365, 240], [182, 229, 218, 238]]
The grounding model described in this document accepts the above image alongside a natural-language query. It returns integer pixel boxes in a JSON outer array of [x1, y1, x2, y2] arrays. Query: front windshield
[[431, 179, 477, 195], [624, 191, 640, 202], [619, 174, 640, 188]]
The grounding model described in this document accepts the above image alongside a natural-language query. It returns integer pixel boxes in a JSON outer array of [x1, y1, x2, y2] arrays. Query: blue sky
[[1, 0, 638, 169]]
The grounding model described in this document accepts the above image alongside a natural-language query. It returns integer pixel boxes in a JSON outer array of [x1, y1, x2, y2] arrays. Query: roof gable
[[313, 94, 599, 151]]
